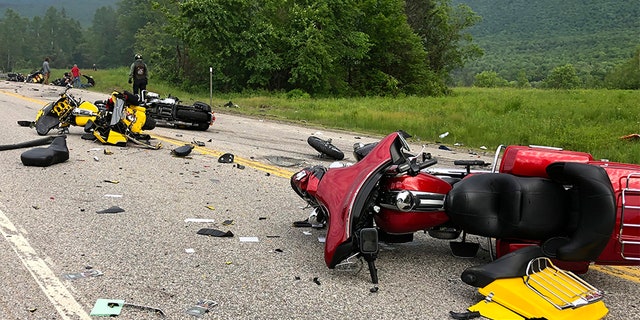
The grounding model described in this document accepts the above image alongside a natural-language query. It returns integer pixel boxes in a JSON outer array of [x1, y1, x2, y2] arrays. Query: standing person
[[128, 54, 148, 96], [42, 57, 51, 85], [71, 64, 81, 88], [92, 63, 97, 71]]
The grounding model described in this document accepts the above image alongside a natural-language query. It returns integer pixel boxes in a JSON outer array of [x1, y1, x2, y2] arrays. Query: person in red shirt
[[70, 64, 81, 88]]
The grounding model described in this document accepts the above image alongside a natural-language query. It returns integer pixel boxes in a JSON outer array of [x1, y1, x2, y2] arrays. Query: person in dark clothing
[[128, 54, 148, 96]]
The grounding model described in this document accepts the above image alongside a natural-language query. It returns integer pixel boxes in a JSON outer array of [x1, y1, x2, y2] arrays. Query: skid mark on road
[[0, 209, 90, 319], [152, 133, 296, 178]]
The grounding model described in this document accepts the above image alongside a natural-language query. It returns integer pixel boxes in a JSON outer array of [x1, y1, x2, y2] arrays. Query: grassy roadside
[[33, 68, 640, 164]]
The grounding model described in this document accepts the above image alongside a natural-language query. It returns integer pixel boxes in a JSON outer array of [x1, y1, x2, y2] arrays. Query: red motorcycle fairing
[[310, 133, 406, 268]]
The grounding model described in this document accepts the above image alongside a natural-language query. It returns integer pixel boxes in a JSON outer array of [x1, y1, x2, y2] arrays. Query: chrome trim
[[380, 190, 446, 212]]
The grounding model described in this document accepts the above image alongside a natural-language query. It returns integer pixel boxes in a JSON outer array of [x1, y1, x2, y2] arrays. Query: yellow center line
[[151, 133, 296, 178], [592, 265, 640, 284]]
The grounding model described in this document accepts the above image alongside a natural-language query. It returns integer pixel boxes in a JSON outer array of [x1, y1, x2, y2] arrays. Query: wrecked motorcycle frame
[[291, 131, 640, 282], [31, 85, 99, 136], [86, 91, 159, 149]]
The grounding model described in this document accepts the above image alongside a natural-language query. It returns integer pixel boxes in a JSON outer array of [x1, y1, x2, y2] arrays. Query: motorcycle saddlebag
[[21, 135, 69, 167]]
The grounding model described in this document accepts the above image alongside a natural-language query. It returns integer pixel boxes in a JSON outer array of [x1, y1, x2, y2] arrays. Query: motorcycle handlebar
[[396, 158, 438, 176]]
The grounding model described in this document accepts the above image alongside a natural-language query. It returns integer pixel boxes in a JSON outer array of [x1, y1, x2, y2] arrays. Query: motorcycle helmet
[[134, 54, 142, 60]]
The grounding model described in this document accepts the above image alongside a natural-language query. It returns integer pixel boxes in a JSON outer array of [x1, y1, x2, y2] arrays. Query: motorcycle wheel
[[195, 122, 209, 131], [142, 117, 156, 131], [307, 136, 345, 160]]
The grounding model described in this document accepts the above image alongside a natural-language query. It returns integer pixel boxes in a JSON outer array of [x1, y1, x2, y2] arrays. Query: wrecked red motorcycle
[[290, 131, 640, 283]]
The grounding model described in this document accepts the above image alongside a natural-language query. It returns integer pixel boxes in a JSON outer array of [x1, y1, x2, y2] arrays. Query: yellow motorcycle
[[28, 85, 100, 135], [85, 91, 160, 149]]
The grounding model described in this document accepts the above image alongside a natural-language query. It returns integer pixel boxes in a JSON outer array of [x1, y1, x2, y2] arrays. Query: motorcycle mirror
[[359, 228, 379, 255]]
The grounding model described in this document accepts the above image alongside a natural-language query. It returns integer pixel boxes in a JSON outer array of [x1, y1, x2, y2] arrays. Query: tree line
[[1, 0, 636, 95], [0, 0, 481, 96]]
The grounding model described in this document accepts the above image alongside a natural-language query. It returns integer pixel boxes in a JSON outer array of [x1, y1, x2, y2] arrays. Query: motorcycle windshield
[[317, 132, 408, 267], [110, 98, 126, 126]]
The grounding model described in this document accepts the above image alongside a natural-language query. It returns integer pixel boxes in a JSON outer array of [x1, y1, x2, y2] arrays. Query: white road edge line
[[0, 208, 90, 319]]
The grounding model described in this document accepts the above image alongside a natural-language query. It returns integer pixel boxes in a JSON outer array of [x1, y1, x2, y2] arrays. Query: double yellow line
[[151, 133, 295, 178]]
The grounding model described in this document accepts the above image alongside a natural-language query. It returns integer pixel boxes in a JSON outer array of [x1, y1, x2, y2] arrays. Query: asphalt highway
[[0, 81, 638, 320]]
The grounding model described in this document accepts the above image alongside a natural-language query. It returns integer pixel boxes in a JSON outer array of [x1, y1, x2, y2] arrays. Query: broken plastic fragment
[[103, 180, 119, 184], [90, 299, 124, 317], [205, 205, 215, 211], [239, 236, 259, 242], [197, 228, 233, 237], [222, 219, 234, 226], [96, 206, 125, 214], [186, 300, 218, 317], [218, 153, 234, 163], [185, 218, 215, 223]]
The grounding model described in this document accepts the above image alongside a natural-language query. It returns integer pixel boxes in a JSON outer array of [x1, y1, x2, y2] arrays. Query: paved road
[[0, 81, 638, 320]]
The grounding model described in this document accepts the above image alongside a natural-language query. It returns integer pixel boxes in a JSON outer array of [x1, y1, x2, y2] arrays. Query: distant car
[[141, 91, 215, 131]]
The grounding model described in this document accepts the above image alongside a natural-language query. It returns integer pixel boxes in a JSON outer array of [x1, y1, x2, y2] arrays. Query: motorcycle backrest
[[500, 145, 593, 177]]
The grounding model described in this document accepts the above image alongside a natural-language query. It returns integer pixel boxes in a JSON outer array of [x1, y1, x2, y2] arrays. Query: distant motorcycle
[[141, 91, 214, 131]]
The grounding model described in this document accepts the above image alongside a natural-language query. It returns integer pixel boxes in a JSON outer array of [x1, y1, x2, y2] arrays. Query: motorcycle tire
[[176, 109, 210, 122], [142, 117, 156, 131], [195, 122, 210, 131], [307, 136, 344, 160]]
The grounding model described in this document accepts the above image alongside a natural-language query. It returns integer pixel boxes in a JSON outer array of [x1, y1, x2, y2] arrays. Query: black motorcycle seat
[[20, 135, 70, 167], [445, 162, 616, 262], [460, 245, 544, 288], [445, 173, 568, 239]]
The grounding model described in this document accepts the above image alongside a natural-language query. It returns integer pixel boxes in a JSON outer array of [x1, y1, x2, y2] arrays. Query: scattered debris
[[193, 139, 205, 147], [103, 149, 113, 155], [104, 194, 123, 198], [313, 277, 321, 285], [90, 300, 166, 318], [222, 220, 234, 226], [438, 145, 452, 151], [90, 299, 124, 317], [223, 101, 239, 108], [103, 180, 119, 184], [185, 218, 216, 223], [185, 248, 195, 254], [480, 146, 487, 150], [239, 236, 259, 242], [318, 236, 326, 243], [439, 132, 450, 138], [197, 228, 233, 237], [621, 133, 640, 141], [186, 299, 218, 317], [234, 164, 245, 170], [172, 144, 195, 157], [205, 205, 215, 211], [218, 153, 234, 163], [62, 269, 104, 280], [96, 206, 125, 214]]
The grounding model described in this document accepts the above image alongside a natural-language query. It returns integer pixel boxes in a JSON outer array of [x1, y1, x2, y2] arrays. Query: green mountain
[[452, 0, 640, 85], [0, 0, 118, 26]]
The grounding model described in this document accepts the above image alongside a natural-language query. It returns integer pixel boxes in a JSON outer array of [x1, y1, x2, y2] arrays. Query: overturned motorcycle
[[85, 91, 160, 149], [291, 131, 639, 319], [141, 91, 214, 131], [18, 85, 99, 135]]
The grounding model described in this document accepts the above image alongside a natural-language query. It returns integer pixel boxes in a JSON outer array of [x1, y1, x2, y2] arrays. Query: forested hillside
[[0, 0, 117, 26], [452, 0, 640, 86]]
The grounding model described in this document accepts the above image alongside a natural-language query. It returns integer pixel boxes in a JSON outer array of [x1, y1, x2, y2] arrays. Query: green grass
[[30, 68, 640, 164]]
